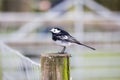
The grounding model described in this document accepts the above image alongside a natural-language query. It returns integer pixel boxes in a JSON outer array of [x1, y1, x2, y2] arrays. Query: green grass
[[84, 77, 120, 80], [83, 52, 120, 58], [0, 53, 2, 80]]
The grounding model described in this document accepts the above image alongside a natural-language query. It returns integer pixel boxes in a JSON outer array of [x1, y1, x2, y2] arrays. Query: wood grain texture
[[41, 53, 70, 80]]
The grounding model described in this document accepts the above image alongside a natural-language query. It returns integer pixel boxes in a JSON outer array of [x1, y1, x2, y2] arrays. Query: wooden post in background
[[41, 53, 70, 80]]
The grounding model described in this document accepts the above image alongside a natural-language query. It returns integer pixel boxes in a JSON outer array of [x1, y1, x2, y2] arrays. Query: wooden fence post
[[41, 53, 70, 80]]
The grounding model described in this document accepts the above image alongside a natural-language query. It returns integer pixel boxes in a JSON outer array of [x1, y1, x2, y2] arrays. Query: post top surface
[[41, 53, 71, 57]]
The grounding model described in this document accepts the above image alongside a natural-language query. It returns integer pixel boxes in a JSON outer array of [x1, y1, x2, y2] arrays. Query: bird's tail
[[76, 42, 96, 50]]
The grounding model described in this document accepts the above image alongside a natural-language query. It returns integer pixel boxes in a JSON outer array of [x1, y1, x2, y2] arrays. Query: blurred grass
[[0, 52, 120, 80], [71, 52, 120, 80], [0, 70, 1, 80], [83, 52, 120, 69], [83, 52, 120, 58], [85, 77, 120, 80], [0, 53, 2, 80]]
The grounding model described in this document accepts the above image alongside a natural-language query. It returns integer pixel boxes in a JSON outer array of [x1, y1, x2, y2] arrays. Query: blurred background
[[0, 0, 120, 80]]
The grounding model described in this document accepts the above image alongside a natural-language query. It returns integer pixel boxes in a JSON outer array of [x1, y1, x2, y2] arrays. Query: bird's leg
[[60, 46, 66, 53]]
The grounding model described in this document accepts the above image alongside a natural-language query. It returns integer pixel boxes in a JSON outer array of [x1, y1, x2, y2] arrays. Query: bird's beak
[[49, 30, 52, 32], [50, 29, 52, 32]]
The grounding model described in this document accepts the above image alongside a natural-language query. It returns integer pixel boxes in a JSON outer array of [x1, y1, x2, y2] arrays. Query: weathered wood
[[41, 53, 70, 80]]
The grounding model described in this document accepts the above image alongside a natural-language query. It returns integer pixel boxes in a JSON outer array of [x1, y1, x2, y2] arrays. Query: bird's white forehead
[[51, 28, 60, 33]]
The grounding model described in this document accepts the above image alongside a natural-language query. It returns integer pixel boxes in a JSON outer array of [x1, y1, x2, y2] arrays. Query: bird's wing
[[56, 35, 79, 43], [67, 35, 80, 43], [56, 35, 96, 50]]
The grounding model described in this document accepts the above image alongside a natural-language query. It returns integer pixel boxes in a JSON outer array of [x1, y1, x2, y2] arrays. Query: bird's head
[[50, 28, 61, 34]]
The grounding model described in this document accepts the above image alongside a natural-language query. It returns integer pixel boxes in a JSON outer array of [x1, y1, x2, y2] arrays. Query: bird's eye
[[53, 29, 55, 32], [52, 29, 60, 33], [54, 29, 57, 32]]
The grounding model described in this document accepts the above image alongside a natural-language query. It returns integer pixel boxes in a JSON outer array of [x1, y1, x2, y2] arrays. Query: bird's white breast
[[55, 40, 72, 47]]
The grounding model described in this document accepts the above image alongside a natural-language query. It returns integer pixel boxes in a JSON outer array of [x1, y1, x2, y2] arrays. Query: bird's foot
[[58, 51, 66, 54]]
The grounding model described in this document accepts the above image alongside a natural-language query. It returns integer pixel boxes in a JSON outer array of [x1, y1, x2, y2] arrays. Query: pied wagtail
[[50, 27, 95, 53]]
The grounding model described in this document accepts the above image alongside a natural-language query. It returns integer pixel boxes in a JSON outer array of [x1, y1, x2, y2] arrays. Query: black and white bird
[[50, 27, 95, 53]]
